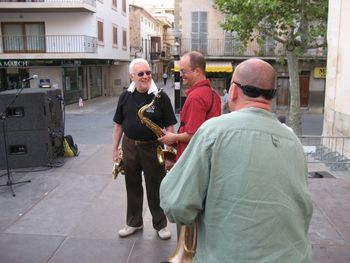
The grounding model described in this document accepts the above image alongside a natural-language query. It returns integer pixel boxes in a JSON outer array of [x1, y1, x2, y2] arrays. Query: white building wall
[[95, 0, 130, 60], [178, 0, 225, 40], [323, 0, 350, 156], [0, 0, 129, 60]]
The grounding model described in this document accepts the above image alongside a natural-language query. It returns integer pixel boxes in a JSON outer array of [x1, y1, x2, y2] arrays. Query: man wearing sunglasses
[[159, 51, 221, 160], [112, 58, 177, 240], [160, 58, 313, 263]]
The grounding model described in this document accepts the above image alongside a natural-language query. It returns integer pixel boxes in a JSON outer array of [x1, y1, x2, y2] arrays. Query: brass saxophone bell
[[112, 159, 125, 180], [157, 146, 165, 165]]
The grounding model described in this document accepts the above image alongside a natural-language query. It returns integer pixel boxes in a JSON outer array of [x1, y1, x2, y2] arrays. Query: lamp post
[[173, 40, 181, 113]]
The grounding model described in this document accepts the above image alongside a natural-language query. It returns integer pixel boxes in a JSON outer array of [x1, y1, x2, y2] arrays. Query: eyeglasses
[[231, 81, 277, 100], [179, 69, 194, 75], [136, 70, 152, 77]]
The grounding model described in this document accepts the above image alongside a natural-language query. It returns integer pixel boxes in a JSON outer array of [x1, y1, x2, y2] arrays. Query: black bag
[[63, 135, 79, 157]]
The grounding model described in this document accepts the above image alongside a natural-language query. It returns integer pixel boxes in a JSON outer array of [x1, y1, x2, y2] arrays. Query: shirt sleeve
[[160, 127, 214, 225], [160, 91, 177, 127], [113, 91, 128, 124]]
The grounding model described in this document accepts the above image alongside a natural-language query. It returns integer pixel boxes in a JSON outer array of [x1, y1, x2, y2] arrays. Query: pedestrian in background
[[112, 58, 177, 240], [160, 58, 313, 263], [162, 72, 168, 85], [222, 88, 230, 113]]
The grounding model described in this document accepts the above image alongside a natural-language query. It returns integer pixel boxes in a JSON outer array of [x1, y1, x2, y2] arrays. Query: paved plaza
[[1, 82, 350, 263]]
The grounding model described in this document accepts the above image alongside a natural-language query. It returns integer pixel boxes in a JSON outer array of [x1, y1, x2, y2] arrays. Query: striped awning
[[174, 61, 233, 73]]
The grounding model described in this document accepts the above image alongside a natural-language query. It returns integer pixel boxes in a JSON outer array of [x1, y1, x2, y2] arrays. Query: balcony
[[0, 0, 96, 13], [150, 52, 161, 60], [179, 38, 327, 59], [0, 35, 97, 54]]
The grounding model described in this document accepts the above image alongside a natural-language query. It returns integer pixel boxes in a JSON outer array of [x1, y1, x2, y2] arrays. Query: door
[[276, 77, 289, 107], [299, 73, 310, 107]]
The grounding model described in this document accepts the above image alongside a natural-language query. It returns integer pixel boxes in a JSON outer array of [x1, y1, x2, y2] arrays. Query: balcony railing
[[150, 51, 168, 60], [0, 35, 97, 53], [150, 52, 161, 60], [179, 38, 327, 58]]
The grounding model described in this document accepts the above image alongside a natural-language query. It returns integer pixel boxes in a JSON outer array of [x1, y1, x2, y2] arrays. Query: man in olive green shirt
[[160, 58, 313, 263]]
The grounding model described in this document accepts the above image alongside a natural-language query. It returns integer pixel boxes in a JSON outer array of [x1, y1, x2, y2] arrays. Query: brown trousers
[[122, 136, 167, 231]]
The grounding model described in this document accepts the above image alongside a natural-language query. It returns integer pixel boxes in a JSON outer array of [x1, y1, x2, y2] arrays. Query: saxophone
[[137, 89, 176, 165], [112, 145, 125, 179]]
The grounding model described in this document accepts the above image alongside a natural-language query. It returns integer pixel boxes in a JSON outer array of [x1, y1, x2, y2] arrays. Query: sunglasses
[[179, 69, 194, 75], [231, 81, 277, 100], [136, 70, 152, 77]]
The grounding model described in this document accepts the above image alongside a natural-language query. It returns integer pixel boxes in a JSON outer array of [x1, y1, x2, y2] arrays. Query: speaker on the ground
[[0, 129, 63, 169], [0, 88, 64, 169], [0, 88, 63, 132]]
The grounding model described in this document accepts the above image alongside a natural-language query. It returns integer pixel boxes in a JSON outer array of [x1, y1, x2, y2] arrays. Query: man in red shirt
[[159, 51, 221, 160], [159, 51, 221, 262]]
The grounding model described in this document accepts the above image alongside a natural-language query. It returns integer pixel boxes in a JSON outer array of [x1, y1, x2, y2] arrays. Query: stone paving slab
[[0, 233, 64, 263]]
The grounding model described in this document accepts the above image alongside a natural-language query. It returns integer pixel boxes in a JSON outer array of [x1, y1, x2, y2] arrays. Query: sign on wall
[[314, 67, 327, 78]]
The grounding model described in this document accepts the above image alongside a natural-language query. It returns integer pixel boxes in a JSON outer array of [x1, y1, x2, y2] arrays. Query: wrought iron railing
[[299, 136, 350, 171], [179, 38, 327, 58], [0, 35, 97, 53]]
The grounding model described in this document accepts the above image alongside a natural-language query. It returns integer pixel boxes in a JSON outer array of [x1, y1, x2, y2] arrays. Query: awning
[[174, 61, 233, 73]]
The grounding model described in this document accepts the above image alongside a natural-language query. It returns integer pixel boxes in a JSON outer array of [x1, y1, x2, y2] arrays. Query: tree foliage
[[214, 0, 328, 134]]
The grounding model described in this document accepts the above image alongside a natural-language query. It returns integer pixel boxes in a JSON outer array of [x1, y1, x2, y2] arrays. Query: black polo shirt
[[113, 89, 177, 140]]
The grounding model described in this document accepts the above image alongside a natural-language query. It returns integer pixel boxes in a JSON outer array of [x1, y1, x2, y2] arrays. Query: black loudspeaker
[[0, 88, 64, 169], [0, 130, 62, 169], [0, 88, 63, 131]]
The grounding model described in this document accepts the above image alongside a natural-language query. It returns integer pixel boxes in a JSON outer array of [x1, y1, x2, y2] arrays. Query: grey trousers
[[122, 136, 167, 231]]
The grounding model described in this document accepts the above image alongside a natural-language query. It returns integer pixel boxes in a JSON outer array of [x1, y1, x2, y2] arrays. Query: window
[[2, 22, 45, 53], [113, 25, 118, 48], [122, 0, 126, 14], [112, 0, 117, 9], [97, 20, 104, 44], [122, 29, 127, 49], [191, 12, 207, 54]]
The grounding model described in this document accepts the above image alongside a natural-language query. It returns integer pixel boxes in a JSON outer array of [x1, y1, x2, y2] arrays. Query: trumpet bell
[[166, 225, 196, 263]]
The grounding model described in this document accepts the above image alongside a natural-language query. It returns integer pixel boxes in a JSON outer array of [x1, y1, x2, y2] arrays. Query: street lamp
[[173, 39, 181, 113]]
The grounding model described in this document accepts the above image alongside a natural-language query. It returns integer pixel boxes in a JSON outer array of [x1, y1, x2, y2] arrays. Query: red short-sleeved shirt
[[176, 79, 221, 159]]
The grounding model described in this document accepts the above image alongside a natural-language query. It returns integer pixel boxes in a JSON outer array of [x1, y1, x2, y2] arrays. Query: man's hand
[[113, 146, 122, 162], [159, 131, 177, 146]]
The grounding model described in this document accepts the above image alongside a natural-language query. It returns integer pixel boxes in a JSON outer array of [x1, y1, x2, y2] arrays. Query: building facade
[[129, 4, 173, 83], [173, 0, 327, 113], [0, 0, 130, 104], [323, 0, 350, 157]]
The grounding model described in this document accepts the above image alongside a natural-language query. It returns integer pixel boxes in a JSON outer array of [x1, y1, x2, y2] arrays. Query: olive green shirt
[[160, 108, 313, 263]]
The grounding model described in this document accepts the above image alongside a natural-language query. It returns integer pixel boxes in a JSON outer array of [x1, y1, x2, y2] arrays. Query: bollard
[[78, 97, 84, 107]]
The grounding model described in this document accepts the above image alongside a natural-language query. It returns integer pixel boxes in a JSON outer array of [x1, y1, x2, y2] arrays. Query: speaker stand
[[1, 115, 31, 197], [0, 84, 32, 197]]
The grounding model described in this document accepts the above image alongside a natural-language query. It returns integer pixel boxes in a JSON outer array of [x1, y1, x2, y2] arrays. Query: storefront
[[0, 59, 124, 105]]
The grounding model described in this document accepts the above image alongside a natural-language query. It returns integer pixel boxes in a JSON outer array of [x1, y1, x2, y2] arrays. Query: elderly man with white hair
[[112, 58, 177, 239]]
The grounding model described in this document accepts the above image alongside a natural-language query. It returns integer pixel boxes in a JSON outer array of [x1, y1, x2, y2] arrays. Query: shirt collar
[[127, 79, 159, 94], [185, 79, 211, 96]]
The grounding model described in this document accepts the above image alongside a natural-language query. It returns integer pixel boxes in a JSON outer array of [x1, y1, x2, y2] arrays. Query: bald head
[[232, 58, 276, 90]]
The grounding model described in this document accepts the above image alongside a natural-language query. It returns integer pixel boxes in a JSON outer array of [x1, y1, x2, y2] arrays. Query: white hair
[[129, 58, 150, 73]]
